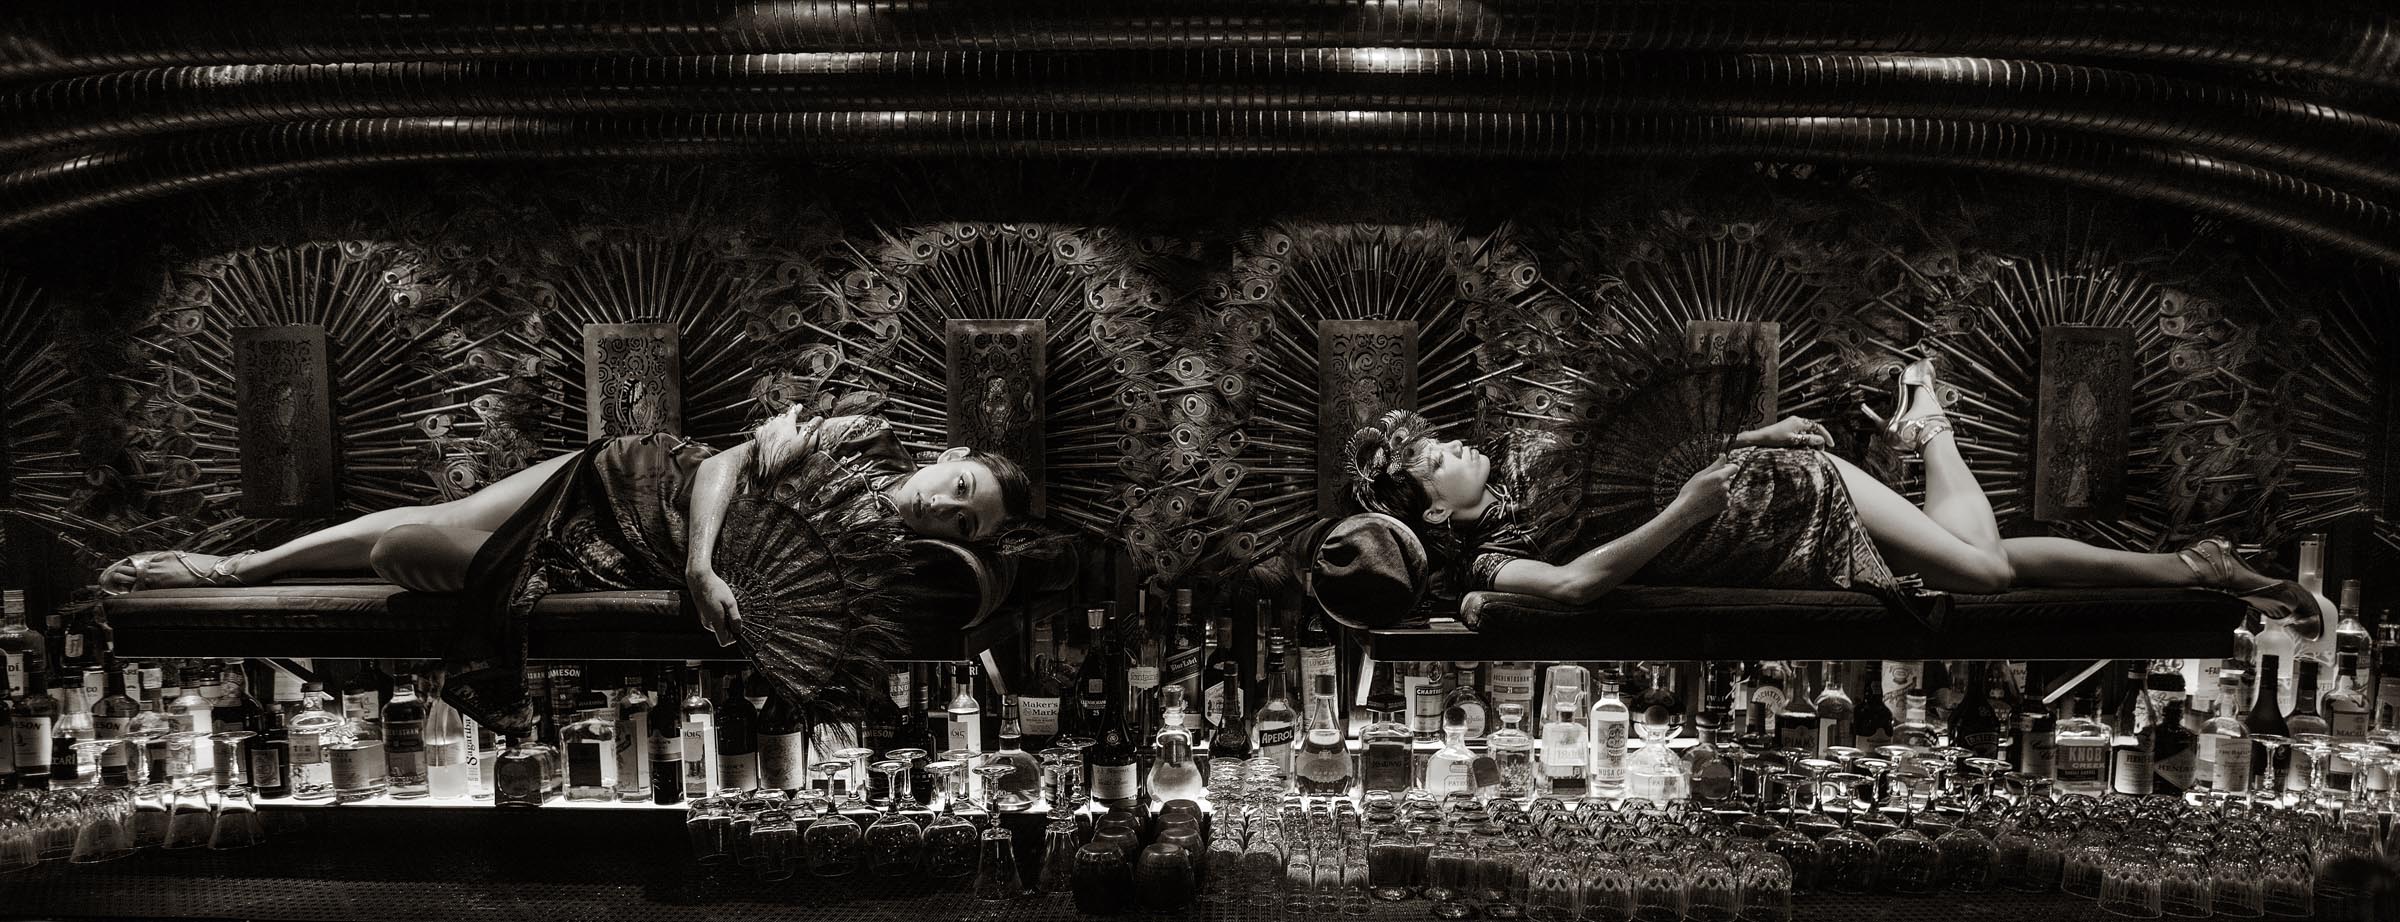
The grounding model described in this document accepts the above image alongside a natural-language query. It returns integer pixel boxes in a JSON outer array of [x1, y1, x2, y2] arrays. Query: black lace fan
[[1523, 338, 1769, 560], [714, 443, 914, 729]]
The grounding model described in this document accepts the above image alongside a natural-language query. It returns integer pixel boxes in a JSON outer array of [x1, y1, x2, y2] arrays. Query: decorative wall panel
[[231, 325, 338, 517], [1685, 320, 1780, 430], [1315, 320, 1419, 518], [583, 323, 682, 440], [944, 319, 1048, 517], [2033, 326, 2135, 522]]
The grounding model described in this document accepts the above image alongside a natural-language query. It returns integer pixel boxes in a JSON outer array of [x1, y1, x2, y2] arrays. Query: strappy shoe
[[95, 549, 258, 596], [1859, 358, 1953, 454], [2179, 537, 2314, 622]]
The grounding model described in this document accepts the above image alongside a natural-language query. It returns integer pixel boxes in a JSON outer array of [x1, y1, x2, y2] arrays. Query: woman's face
[[1412, 437, 1490, 521], [893, 452, 1007, 541]]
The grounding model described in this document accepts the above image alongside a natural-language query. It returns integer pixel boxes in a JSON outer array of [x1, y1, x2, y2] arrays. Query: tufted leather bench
[[103, 539, 1013, 662], [1363, 586, 2246, 661]]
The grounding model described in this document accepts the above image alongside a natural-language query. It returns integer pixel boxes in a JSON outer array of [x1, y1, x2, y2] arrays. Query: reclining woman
[[1344, 359, 2308, 615], [96, 407, 1031, 734]]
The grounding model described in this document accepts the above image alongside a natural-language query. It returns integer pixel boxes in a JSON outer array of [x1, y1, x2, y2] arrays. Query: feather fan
[[714, 441, 915, 729]]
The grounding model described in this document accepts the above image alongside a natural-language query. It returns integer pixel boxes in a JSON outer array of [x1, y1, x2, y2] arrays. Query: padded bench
[[1363, 586, 2247, 662], [104, 539, 1018, 663]]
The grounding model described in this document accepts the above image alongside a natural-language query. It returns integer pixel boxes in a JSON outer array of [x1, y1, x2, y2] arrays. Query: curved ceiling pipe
[[8, 53, 2400, 191], [1, 1, 2392, 88], [3, 112, 2393, 264]]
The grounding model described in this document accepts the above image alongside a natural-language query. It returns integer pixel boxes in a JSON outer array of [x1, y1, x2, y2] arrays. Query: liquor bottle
[[1398, 660, 1442, 743], [1357, 673, 1414, 796], [1073, 604, 1117, 743], [1019, 652, 1064, 753], [467, 713, 495, 801], [2109, 662, 2156, 796], [1851, 662, 1896, 751], [2333, 579, 2372, 706], [545, 663, 582, 747], [1894, 690, 1942, 753], [48, 675, 81, 788], [679, 662, 718, 799], [1163, 589, 1205, 726], [1251, 634, 1299, 775], [1146, 686, 1205, 809], [1686, 679, 1736, 805], [1590, 678, 1630, 798], [946, 663, 984, 753], [562, 692, 619, 802], [613, 671, 652, 801], [1747, 663, 1791, 747], [2244, 655, 2291, 797], [990, 696, 1042, 810], [716, 672, 759, 793], [424, 697, 468, 800], [495, 735, 545, 807], [1296, 607, 1337, 724], [2197, 672, 2251, 795], [1087, 657, 1141, 810], [1949, 662, 2002, 759], [0, 695, 13, 791], [860, 668, 906, 802], [1544, 664, 1592, 731], [1127, 595, 1163, 742], [1295, 673, 1357, 796], [1202, 615, 1241, 737], [649, 671, 684, 806], [2152, 695, 2195, 796], [57, 605, 105, 675], [1488, 703, 1536, 799], [11, 674, 53, 788], [1210, 664, 1252, 763], [1541, 684, 1590, 797], [2376, 621, 2400, 743], [2282, 657, 2330, 794], [91, 658, 139, 782], [1444, 663, 1493, 740], [756, 689, 806, 793], [2012, 671, 2056, 781], [2292, 533, 2337, 663], [248, 701, 289, 798], [343, 660, 392, 740], [1813, 663, 1855, 750], [2328, 646, 2373, 740], [0, 590, 46, 700], [1486, 661, 1536, 718], [1423, 705, 1477, 796], [2048, 686, 2107, 796], [1774, 669, 1819, 756], [382, 673, 429, 799]]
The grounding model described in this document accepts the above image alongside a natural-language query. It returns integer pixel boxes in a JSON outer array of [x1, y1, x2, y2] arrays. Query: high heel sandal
[[1859, 358, 1953, 454], [2178, 537, 2314, 622], [96, 549, 258, 597]]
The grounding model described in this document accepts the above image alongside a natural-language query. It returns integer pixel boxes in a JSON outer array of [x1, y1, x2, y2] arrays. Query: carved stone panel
[[584, 323, 682, 440], [2035, 325, 2135, 522], [944, 319, 1047, 517], [232, 325, 339, 517], [1685, 320, 1780, 429], [1317, 320, 1420, 517]]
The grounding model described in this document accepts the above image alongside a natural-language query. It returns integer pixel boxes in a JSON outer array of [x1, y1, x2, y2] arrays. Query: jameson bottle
[[613, 671, 652, 801], [91, 659, 140, 781], [1252, 635, 1299, 775], [12, 677, 54, 788], [1949, 662, 2002, 759]]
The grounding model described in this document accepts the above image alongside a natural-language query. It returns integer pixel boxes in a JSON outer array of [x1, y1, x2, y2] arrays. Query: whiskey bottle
[[2108, 663, 2155, 797], [562, 692, 619, 802], [1019, 652, 1064, 753], [1357, 674, 1414, 796], [1949, 662, 2002, 759], [1540, 685, 1589, 797], [1851, 662, 1896, 751], [649, 672, 684, 806], [2052, 687, 2109, 797], [613, 671, 653, 801], [2197, 672, 2251, 795], [1163, 589, 1205, 725], [0, 590, 46, 700], [1251, 635, 1299, 775], [757, 688, 807, 793], [1485, 661, 1537, 718], [1406, 660, 1446, 743], [1296, 674, 1357, 796], [2152, 696, 2196, 797], [91, 658, 140, 783], [1444, 663, 1493, 740], [2012, 666, 2056, 781], [1202, 615, 1242, 737], [10, 677, 53, 788], [382, 673, 429, 799]]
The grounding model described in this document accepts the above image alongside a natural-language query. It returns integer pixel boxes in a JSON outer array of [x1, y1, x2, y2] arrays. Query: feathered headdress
[[1343, 408, 1439, 521], [714, 440, 915, 728]]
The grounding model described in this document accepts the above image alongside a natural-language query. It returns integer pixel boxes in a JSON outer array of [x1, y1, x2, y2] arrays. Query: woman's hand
[[1736, 415, 1833, 449], [1671, 455, 1738, 522], [687, 567, 740, 647]]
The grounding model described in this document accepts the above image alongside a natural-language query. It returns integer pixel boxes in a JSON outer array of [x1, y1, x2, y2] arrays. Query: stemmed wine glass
[[1815, 772, 1880, 895], [830, 747, 875, 813], [972, 763, 1024, 901], [885, 747, 930, 812], [2245, 734, 2290, 809], [865, 760, 925, 876], [1035, 751, 1085, 893], [804, 763, 862, 877], [921, 760, 980, 879], [1053, 736, 1095, 810], [1875, 768, 1939, 894]]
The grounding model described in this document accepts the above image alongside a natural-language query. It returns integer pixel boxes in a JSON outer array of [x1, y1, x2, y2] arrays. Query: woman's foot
[[97, 550, 257, 596], [2178, 537, 2312, 619], [1859, 358, 1953, 453]]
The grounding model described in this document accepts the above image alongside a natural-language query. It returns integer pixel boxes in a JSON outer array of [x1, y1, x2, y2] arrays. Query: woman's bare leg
[[1889, 378, 2006, 560], [1997, 536, 2200, 588], [1826, 452, 2016, 593], [114, 450, 577, 589]]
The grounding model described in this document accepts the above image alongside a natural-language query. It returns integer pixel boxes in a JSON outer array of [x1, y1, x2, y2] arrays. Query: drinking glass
[[2210, 852, 2265, 918], [1683, 847, 1740, 922], [130, 782, 171, 850], [1072, 834, 1134, 914], [0, 801, 37, 875], [865, 760, 924, 876], [1735, 849, 1795, 922], [2063, 835, 2114, 899], [207, 783, 262, 851], [2257, 847, 2312, 917], [1053, 735, 1095, 809], [1242, 827, 1287, 908], [2097, 847, 2164, 918], [162, 783, 216, 851], [683, 795, 731, 865], [1630, 848, 1687, 922], [1933, 808, 1998, 892], [971, 763, 1022, 901], [2246, 735, 2290, 808], [1427, 834, 1478, 920], [923, 761, 981, 880], [1137, 842, 1197, 913], [208, 730, 256, 789], [2155, 844, 2212, 919], [803, 764, 861, 877], [829, 746, 874, 811]]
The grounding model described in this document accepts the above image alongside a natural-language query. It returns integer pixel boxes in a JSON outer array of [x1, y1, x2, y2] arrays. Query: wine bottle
[[1202, 615, 1242, 737], [2108, 662, 2155, 796], [1851, 662, 1896, 751], [1088, 654, 1141, 810], [648, 670, 683, 805], [716, 671, 759, 793], [756, 688, 807, 792], [678, 663, 717, 799], [1949, 661, 2002, 759]]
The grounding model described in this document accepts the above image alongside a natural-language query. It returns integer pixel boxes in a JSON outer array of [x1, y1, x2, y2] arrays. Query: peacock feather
[[0, 269, 113, 564]]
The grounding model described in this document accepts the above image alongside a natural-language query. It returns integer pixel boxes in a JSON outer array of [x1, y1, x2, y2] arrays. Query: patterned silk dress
[[444, 415, 913, 738]]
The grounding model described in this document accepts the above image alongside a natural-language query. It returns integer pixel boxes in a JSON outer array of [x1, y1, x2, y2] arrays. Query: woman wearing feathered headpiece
[[96, 401, 1034, 736], [1339, 355, 2310, 619]]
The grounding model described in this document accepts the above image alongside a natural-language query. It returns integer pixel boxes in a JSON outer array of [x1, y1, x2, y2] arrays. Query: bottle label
[[683, 722, 715, 788], [333, 748, 374, 790], [648, 734, 681, 762], [1881, 662, 1919, 714], [1257, 721, 1296, 749], [63, 634, 81, 660], [1127, 666, 1160, 691], [2111, 747, 2155, 795], [2154, 744, 2196, 793], [426, 739, 464, 768], [388, 748, 425, 777], [2377, 677, 2400, 733], [1407, 677, 1444, 734], [570, 740, 616, 788], [0, 721, 12, 774], [759, 731, 807, 790], [1593, 718, 1628, 782], [4, 652, 22, 697], [344, 691, 380, 724], [1203, 682, 1228, 730], [291, 731, 324, 765], [1301, 646, 1336, 702], [1093, 762, 1137, 800], [616, 712, 646, 785], [1487, 664, 1535, 711], [2055, 742, 2107, 784], [2022, 732, 2056, 777], [1020, 697, 1061, 736], [250, 747, 284, 786], [385, 719, 425, 754], [2206, 735, 2249, 792], [12, 716, 51, 769], [2330, 700, 2371, 738], [1749, 687, 1789, 721], [1956, 732, 2000, 759], [720, 753, 757, 791], [946, 715, 977, 752]]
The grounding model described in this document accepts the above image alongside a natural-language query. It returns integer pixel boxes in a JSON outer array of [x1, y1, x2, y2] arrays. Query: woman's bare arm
[[684, 441, 752, 644], [1488, 455, 1738, 605]]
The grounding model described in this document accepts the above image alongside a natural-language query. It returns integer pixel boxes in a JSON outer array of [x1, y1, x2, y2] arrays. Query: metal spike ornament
[[0, 270, 115, 565], [799, 222, 1172, 545], [2240, 272, 2383, 550]]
